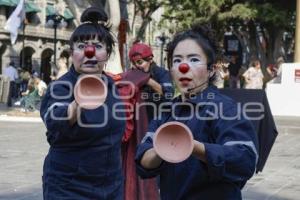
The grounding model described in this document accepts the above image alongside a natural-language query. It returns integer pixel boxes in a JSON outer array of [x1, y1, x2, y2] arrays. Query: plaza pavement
[[0, 111, 299, 200]]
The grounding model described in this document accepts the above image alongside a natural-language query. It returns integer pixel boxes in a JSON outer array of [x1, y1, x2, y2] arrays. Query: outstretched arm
[[140, 148, 163, 169], [146, 78, 163, 95], [192, 140, 207, 163], [67, 100, 78, 126]]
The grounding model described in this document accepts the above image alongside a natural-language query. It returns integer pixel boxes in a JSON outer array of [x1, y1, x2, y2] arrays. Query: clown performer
[[128, 42, 174, 122], [118, 42, 175, 199], [115, 43, 174, 199], [135, 25, 258, 200], [40, 7, 126, 199]]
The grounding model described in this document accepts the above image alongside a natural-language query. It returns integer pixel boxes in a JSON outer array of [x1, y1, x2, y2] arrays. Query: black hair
[[250, 58, 261, 67], [167, 24, 218, 70], [69, 7, 115, 56], [9, 61, 15, 66]]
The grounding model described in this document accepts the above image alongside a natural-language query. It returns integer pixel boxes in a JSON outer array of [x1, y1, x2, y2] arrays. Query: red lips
[[179, 77, 192, 86], [179, 77, 192, 82]]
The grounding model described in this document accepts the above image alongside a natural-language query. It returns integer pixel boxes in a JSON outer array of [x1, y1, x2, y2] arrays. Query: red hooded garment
[[108, 69, 159, 200]]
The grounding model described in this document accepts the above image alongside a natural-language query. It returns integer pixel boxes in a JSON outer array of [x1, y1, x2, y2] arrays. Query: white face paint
[[170, 39, 210, 95], [72, 37, 108, 74]]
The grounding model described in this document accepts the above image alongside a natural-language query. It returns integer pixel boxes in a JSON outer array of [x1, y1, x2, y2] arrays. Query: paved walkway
[[0, 121, 47, 200], [0, 115, 299, 200], [242, 123, 300, 200]]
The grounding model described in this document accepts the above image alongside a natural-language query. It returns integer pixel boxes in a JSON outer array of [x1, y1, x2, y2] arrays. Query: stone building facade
[[0, 0, 171, 84], [0, 0, 110, 84]]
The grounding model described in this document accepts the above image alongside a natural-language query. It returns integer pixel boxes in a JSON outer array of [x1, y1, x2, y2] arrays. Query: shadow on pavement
[[0, 187, 42, 200], [243, 186, 297, 200]]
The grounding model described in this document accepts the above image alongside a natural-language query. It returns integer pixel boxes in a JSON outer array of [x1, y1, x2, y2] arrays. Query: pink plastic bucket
[[153, 121, 194, 163], [74, 74, 107, 109]]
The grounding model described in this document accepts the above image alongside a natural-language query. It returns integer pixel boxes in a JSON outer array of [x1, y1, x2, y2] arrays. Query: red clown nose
[[84, 45, 96, 58], [178, 63, 190, 74]]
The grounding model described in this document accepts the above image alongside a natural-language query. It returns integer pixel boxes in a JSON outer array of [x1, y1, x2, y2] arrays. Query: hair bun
[[191, 24, 215, 44], [80, 7, 108, 24], [192, 24, 220, 55]]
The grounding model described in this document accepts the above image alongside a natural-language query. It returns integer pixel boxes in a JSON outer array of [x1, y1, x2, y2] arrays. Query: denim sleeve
[[204, 103, 258, 183], [40, 82, 78, 138], [135, 119, 166, 179], [159, 70, 174, 100]]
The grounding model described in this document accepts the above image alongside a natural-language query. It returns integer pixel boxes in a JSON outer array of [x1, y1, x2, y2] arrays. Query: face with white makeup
[[170, 39, 210, 94], [72, 36, 108, 74], [69, 15, 115, 75], [167, 27, 216, 96]]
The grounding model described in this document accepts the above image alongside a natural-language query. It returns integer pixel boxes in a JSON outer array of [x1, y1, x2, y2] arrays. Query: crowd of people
[[13, 72, 47, 112], [211, 54, 284, 90], [2, 63, 47, 112], [2, 57, 71, 112]]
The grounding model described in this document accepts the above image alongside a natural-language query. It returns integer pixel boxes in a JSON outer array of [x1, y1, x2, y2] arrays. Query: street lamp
[[156, 33, 169, 67], [46, 13, 67, 66]]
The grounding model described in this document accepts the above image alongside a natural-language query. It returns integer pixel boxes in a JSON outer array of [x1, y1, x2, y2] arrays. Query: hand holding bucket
[[153, 121, 194, 163], [74, 74, 107, 109]]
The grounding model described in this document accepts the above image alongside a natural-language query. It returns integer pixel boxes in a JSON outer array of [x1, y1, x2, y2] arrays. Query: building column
[[105, 0, 123, 74], [36, 1, 46, 26], [295, 0, 300, 62], [0, 7, 6, 25]]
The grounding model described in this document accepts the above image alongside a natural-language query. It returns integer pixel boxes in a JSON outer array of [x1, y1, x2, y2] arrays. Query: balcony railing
[[0, 22, 72, 41]]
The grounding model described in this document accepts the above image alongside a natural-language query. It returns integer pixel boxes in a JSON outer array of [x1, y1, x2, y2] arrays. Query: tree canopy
[[160, 0, 296, 64], [130, 0, 296, 64]]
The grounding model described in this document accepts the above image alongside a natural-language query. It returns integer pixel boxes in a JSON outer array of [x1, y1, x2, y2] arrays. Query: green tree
[[129, 0, 168, 41], [161, 0, 296, 65]]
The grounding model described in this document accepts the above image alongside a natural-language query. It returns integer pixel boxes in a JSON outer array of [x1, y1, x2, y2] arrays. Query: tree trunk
[[136, 17, 151, 41], [105, 0, 123, 73]]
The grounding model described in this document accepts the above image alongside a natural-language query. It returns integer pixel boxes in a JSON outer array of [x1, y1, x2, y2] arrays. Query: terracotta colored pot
[[153, 121, 194, 163], [74, 74, 107, 109]]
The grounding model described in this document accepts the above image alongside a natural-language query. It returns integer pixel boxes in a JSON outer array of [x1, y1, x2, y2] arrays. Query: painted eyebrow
[[173, 54, 201, 58], [188, 54, 201, 57], [79, 42, 103, 45], [173, 54, 182, 58]]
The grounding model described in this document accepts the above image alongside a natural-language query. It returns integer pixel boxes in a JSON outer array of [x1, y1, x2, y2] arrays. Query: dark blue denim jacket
[[136, 86, 258, 200], [141, 64, 174, 121], [40, 66, 125, 199]]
